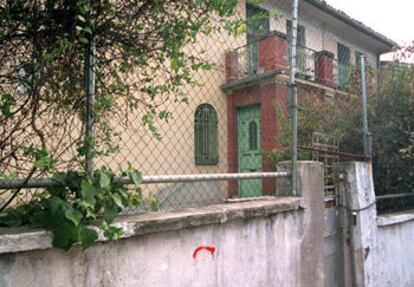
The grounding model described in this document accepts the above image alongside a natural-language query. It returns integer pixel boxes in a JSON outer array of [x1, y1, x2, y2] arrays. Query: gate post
[[336, 161, 378, 287]]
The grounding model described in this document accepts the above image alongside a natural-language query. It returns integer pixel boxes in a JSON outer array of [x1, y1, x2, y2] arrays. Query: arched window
[[248, 121, 258, 151], [194, 104, 218, 165]]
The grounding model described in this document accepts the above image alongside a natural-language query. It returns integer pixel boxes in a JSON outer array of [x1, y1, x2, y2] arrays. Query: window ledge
[[377, 209, 414, 227], [0, 197, 302, 255]]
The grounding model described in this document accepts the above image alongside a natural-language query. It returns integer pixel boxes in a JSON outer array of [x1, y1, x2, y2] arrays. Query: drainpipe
[[360, 55, 372, 157], [289, 0, 299, 195]]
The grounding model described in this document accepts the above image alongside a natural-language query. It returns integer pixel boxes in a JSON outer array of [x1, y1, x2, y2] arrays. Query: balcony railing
[[232, 41, 260, 78], [225, 31, 352, 90], [291, 44, 317, 81]]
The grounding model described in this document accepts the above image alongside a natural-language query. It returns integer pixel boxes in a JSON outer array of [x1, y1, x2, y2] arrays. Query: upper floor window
[[286, 20, 306, 48], [337, 43, 350, 88], [246, 3, 270, 74], [194, 104, 218, 165], [286, 20, 306, 72]]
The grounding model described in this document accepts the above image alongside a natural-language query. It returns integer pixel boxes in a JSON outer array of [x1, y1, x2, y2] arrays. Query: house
[[108, 0, 396, 207], [219, 0, 396, 198]]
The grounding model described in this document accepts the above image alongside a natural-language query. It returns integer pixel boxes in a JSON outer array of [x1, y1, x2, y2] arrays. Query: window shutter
[[194, 104, 218, 165]]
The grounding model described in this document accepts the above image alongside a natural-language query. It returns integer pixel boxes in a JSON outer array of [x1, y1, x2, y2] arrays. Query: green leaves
[[81, 179, 97, 208], [127, 165, 142, 186], [65, 209, 83, 226], [79, 227, 98, 250], [0, 94, 12, 117], [99, 172, 111, 189], [0, 208, 24, 227], [0, 166, 145, 251]]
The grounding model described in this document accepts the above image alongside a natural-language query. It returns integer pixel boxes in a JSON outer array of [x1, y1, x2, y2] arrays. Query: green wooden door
[[237, 105, 262, 197]]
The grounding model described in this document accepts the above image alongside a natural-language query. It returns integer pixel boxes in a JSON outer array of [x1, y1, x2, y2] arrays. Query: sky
[[325, 0, 414, 60]]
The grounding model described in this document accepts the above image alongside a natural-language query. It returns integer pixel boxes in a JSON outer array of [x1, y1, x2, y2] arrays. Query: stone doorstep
[[0, 197, 303, 255]]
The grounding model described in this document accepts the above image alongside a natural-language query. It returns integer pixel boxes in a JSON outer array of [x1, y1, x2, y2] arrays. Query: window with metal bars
[[337, 43, 350, 89], [194, 104, 218, 165], [287, 20, 306, 74]]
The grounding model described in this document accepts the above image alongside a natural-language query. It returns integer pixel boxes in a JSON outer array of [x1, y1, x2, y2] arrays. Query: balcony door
[[287, 20, 306, 74], [246, 3, 270, 75], [337, 43, 350, 88]]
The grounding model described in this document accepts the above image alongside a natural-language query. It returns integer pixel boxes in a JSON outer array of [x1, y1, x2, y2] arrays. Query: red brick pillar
[[225, 51, 239, 82], [258, 31, 288, 72], [261, 84, 289, 195], [226, 93, 238, 197], [315, 51, 335, 88]]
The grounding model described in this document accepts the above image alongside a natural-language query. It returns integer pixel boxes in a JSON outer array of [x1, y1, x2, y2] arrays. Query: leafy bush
[[372, 63, 414, 212], [0, 166, 148, 250]]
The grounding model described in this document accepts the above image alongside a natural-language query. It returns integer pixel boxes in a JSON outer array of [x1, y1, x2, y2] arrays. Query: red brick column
[[258, 31, 288, 72], [225, 51, 239, 82], [227, 93, 238, 198], [226, 83, 290, 197], [315, 51, 335, 88], [261, 85, 289, 195]]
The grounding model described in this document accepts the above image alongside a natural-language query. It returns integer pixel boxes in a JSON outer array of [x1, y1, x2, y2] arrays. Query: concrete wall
[[0, 207, 303, 287], [337, 162, 414, 287], [371, 213, 414, 286], [0, 162, 325, 287], [323, 207, 343, 287]]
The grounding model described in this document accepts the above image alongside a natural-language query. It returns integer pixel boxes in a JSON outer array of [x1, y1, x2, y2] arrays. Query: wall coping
[[377, 209, 414, 227], [0, 197, 303, 255]]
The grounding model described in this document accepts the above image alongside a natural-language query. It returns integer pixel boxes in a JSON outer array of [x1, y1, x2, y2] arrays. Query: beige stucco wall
[[102, 0, 381, 178], [95, 1, 247, 204]]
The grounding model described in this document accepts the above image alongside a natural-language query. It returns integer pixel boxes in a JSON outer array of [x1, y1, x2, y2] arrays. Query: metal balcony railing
[[233, 41, 261, 78], [227, 32, 353, 90], [291, 44, 317, 80]]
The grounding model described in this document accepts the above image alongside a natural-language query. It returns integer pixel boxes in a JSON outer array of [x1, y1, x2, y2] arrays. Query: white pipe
[[0, 172, 290, 189]]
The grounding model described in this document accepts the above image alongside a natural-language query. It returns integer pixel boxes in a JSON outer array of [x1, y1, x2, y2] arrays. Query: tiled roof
[[304, 0, 397, 49]]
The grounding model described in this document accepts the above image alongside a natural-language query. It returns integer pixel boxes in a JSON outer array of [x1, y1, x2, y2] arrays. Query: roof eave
[[304, 0, 397, 51]]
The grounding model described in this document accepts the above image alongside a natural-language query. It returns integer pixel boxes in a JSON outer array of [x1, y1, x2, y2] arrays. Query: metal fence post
[[360, 55, 372, 157], [85, 35, 96, 176], [290, 0, 299, 196]]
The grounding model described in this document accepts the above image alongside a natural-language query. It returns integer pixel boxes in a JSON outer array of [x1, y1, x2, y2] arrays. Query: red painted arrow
[[193, 246, 216, 260]]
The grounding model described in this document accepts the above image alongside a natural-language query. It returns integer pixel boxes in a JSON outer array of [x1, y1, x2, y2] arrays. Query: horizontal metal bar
[[0, 172, 290, 190], [376, 193, 414, 201], [298, 145, 371, 160]]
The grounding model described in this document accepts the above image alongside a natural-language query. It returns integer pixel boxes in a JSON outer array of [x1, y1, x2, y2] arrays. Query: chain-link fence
[[1, 0, 411, 215]]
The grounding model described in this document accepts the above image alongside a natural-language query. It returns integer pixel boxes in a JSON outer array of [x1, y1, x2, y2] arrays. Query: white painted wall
[[371, 215, 414, 286], [0, 210, 310, 287], [0, 162, 325, 287], [337, 162, 414, 287]]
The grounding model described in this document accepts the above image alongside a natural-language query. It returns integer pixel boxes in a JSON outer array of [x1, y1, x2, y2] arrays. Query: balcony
[[225, 31, 352, 90]]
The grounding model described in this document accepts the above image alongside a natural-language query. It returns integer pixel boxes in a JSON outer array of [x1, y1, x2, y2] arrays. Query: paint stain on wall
[[192, 246, 216, 260]]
